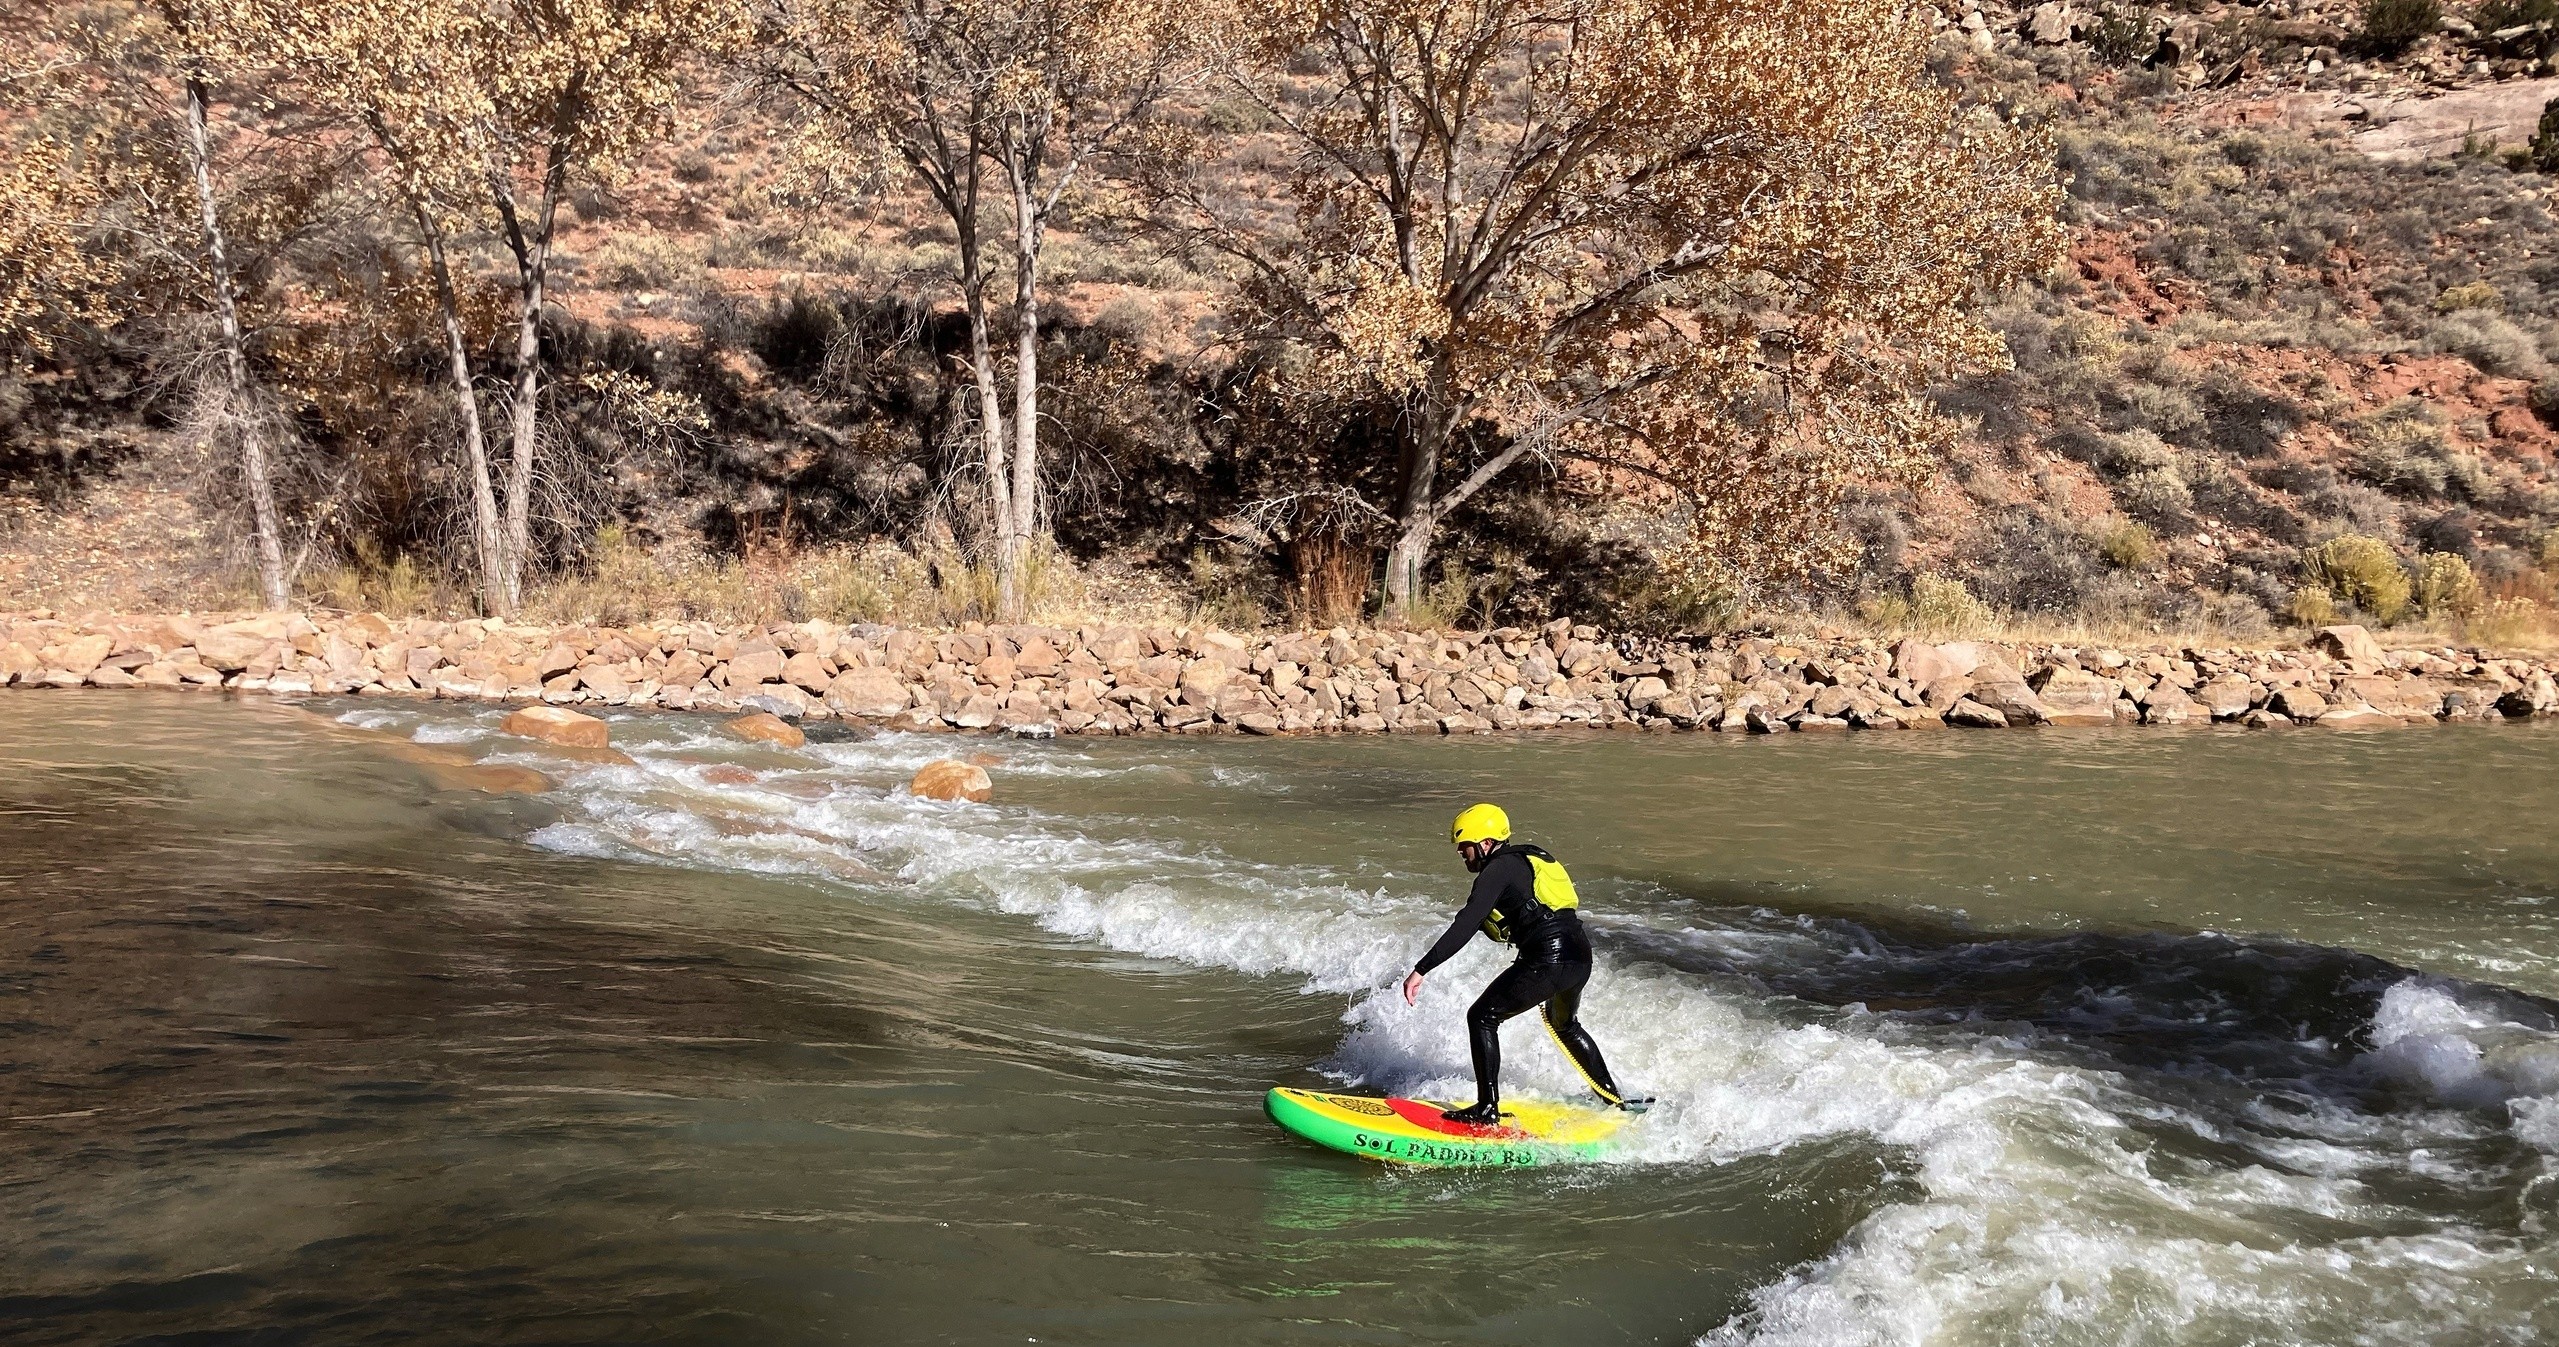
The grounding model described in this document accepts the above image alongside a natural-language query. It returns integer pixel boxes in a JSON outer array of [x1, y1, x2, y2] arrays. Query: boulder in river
[[911, 759, 992, 803], [502, 705, 611, 748], [726, 711, 806, 748]]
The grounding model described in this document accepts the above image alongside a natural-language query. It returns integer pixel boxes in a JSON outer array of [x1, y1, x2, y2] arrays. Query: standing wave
[[364, 711, 2559, 1346]]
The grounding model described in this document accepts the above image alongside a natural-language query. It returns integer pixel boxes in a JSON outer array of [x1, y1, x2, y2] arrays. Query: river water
[[4, 693, 2556, 1346]]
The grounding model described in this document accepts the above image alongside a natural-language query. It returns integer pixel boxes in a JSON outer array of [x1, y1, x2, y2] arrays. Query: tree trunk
[[184, 78, 286, 611], [416, 204, 508, 615], [1005, 167, 1043, 622], [492, 144, 566, 608], [1381, 391, 1451, 617], [959, 231, 1014, 621]]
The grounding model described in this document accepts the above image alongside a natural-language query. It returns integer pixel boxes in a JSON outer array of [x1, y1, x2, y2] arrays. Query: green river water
[[3, 692, 2556, 1345]]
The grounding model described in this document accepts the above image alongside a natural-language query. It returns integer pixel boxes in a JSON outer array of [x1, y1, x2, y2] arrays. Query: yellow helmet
[[1451, 803, 1511, 846]]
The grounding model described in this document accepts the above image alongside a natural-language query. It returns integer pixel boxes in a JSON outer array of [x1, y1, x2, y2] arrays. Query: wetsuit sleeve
[[1412, 858, 1514, 976]]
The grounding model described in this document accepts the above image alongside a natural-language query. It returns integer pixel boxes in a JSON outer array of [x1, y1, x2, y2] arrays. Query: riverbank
[[4, 609, 2555, 734]]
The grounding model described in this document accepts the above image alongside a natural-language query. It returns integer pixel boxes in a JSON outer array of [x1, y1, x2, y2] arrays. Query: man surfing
[[1401, 804, 1644, 1125]]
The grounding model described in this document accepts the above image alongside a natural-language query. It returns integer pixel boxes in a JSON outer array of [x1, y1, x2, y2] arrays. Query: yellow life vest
[[1481, 844, 1581, 942]]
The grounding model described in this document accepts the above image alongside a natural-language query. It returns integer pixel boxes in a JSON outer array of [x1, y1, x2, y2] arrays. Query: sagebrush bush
[[2355, 0, 2441, 56], [2096, 517, 2160, 569], [1911, 574, 1997, 639], [2435, 281, 2504, 314], [2413, 552, 2484, 619], [2302, 533, 2412, 623], [2423, 312, 2545, 377], [2287, 585, 2341, 627]]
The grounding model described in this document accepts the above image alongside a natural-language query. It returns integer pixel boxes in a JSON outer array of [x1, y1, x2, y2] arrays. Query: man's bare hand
[[1402, 970, 1425, 1006]]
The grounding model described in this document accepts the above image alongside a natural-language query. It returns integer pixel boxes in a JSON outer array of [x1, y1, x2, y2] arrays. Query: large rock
[[193, 626, 275, 671], [2026, 667, 2118, 726], [724, 646, 786, 687], [910, 759, 992, 803], [825, 667, 912, 718], [1178, 658, 1236, 701], [501, 705, 611, 748], [727, 711, 806, 748], [2195, 674, 2259, 719], [2268, 687, 2328, 722], [1892, 639, 1982, 688], [1966, 678, 2048, 726], [2140, 684, 2199, 725], [1945, 698, 2009, 729], [782, 651, 834, 693], [2309, 625, 2385, 667]]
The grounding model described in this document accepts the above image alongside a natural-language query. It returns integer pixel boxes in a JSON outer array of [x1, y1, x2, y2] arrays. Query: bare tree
[[761, 0, 1197, 620], [1152, 0, 2065, 614], [477, 0, 745, 606], [983, 0, 1199, 610], [240, 0, 512, 611], [757, 0, 1023, 612]]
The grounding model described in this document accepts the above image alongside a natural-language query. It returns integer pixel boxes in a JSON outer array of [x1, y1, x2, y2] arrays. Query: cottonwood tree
[[1150, 0, 2064, 614], [241, 0, 514, 612], [983, 0, 1198, 614], [476, 0, 744, 609], [758, 0, 1197, 620], [757, 0, 1019, 610], [50, 0, 299, 607]]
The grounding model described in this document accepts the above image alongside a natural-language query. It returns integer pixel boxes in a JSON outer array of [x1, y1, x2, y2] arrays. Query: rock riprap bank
[[4, 611, 2555, 733]]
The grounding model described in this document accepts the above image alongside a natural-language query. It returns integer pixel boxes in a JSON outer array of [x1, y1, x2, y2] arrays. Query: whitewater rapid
[[342, 706, 2559, 1345]]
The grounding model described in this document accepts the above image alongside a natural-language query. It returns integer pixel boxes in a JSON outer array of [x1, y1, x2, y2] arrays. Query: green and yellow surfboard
[[1264, 1087, 1626, 1167]]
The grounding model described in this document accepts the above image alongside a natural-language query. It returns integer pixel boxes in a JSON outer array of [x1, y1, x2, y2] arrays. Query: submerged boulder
[[726, 711, 806, 749], [501, 705, 611, 749], [910, 759, 992, 803]]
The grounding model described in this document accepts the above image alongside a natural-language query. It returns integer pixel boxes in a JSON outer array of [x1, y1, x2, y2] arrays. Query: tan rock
[[1179, 657, 1236, 700], [2269, 687, 2328, 722], [501, 705, 612, 748], [194, 626, 275, 671], [724, 645, 785, 686], [57, 633, 113, 675], [1945, 697, 2009, 728], [2026, 667, 2117, 726], [826, 667, 912, 718], [910, 759, 992, 803], [727, 711, 806, 748], [782, 650, 834, 693], [0, 642, 38, 684], [2310, 625, 2386, 666], [1014, 637, 1062, 674]]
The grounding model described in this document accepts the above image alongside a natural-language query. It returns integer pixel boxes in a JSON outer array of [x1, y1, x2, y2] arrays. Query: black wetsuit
[[1415, 842, 1624, 1111]]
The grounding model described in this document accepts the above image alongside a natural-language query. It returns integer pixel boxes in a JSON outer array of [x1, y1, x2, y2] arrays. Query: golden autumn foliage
[[756, 0, 1198, 619], [1154, 0, 2066, 606]]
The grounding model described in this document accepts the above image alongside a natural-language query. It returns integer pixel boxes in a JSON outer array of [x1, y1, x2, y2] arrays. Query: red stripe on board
[[1384, 1097, 1529, 1139]]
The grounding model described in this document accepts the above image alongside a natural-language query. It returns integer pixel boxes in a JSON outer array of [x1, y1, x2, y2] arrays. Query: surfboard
[[1264, 1086, 1628, 1167]]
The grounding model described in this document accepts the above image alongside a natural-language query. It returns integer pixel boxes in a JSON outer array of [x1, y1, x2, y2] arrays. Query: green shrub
[[2536, 97, 2559, 174], [2287, 585, 2340, 627], [2354, 0, 2441, 56], [2302, 534, 2412, 624], [2435, 281, 2504, 314], [2096, 517, 2160, 569], [2413, 552, 2484, 620]]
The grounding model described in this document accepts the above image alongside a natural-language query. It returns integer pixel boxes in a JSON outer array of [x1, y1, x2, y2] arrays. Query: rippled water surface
[[4, 693, 2556, 1345]]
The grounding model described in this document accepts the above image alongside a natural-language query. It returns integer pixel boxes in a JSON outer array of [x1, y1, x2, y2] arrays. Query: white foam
[[480, 716, 2559, 1346]]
